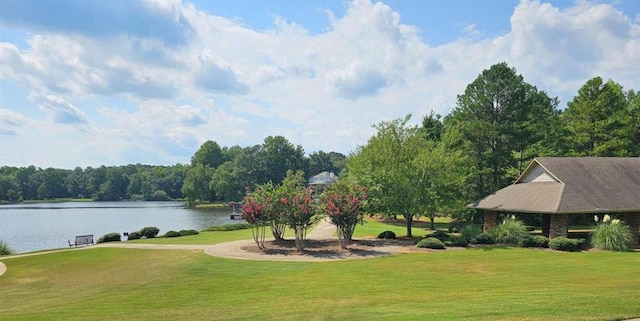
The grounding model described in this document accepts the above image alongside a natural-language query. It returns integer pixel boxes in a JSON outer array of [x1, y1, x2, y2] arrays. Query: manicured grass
[[1, 219, 639, 320], [1, 247, 639, 320], [128, 229, 254, 245], [193, 202, 230, 209], [353, 217, 449, 239]]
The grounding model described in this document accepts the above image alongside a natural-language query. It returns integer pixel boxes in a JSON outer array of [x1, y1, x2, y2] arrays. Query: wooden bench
[[68, 234, 94, 247]]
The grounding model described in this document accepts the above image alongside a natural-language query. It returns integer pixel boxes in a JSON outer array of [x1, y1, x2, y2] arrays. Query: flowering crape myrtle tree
[[281, 185, 317, 252], [255, 182, 287, 241], [241, 190, 268, 249], [320, 181, 367, 249]]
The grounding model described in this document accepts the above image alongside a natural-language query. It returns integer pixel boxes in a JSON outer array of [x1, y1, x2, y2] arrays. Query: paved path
[[307, 218, 336, 239]]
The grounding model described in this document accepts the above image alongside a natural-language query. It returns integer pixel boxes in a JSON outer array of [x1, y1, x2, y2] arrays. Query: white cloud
[[0, 108, 29, 135], [500, 0, 640, 96], [176, 104, 207, 126], [192, 49, 250, 94], [462, 24, 481, 36], [0, 0, 639, 168], [28, 93, 89, 125], [0, 0, 194, 45], [326, 60, 388, 99]]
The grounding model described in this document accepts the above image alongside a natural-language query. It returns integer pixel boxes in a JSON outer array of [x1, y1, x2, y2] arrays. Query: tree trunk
[[270, 222, 286, 240], [294, 225, 306, 252], [429, 215, 435, 230], [405, 214, 413, 237]]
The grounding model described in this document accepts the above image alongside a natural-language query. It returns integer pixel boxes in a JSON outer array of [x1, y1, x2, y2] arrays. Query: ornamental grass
[[591, 215, 632, 251]]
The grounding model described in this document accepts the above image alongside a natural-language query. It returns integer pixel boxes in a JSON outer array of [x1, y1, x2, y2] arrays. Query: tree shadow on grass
[[467, 244, 515, 251], [373, 218, 450, 231]]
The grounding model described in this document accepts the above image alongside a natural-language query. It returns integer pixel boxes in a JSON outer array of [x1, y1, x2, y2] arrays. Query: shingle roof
[[470, 157, 640, 214], [308, 171, 337, 185]]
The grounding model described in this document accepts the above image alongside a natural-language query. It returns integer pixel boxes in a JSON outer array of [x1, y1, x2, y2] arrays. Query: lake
[[0, 201, 239, 254]]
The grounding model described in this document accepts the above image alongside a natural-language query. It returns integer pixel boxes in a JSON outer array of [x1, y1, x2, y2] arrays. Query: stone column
[[541, 214, 551, 237], [483, 210, 498, 233], [549, 215, 568, 239], [622, 213, 640, 248]]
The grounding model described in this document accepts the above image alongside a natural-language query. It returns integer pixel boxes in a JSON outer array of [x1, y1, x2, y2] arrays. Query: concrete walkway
[[307, 218, 336, 239]]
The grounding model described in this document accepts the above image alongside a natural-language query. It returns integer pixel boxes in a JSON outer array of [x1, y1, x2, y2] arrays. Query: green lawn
[[1, 221, 639, 321]]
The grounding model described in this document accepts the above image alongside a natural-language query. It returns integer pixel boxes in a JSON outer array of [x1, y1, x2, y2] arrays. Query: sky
[[0, 0, 639, 169]]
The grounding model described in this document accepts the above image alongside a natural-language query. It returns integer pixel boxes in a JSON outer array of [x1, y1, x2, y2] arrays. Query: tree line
[[0, 164, 187, 202], [0, 137, 346, 203]]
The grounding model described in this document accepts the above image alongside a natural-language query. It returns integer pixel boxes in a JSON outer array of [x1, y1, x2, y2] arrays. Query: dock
[[230, 212, 244, 220]]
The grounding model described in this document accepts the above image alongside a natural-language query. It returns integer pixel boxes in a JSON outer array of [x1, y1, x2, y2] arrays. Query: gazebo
[[470, 157, 640, 247]]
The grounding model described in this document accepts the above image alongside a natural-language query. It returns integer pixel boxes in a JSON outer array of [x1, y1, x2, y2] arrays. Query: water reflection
[[0, 202, 238, 254]]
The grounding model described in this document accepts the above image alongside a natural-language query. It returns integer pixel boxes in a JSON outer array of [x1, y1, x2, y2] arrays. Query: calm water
[[0, 201, 238, 254]]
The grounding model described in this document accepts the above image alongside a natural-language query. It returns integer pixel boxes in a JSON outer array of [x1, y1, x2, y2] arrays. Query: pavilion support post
[[549, 214, 568, 239], [541, 214, 551, 237], [622, 213, 640, 248], [483, 210, 498, 233]]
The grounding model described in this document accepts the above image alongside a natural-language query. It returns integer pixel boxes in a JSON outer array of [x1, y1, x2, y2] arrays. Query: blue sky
[[1, 0, 639, 168]]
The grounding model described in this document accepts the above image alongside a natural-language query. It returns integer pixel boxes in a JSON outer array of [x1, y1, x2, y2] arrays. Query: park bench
[[68, 234, 94, 247]]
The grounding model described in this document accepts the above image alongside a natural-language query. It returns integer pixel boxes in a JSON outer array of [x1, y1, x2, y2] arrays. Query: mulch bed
[[241, 237, 430, 258]]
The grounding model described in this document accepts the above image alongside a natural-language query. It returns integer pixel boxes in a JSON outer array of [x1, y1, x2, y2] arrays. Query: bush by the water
[[470, 233, 495, 244], [425, 230, 449, 242], [0, 240, 13, 256], [163, 230, 181, 238], [139, 226, 160, 238], [179, 229, 200, 236], [417, 237, 445, 249], [549, 237, 581, 252], [519, 235, 549, 248], [491, 218, 528, 245], [97, 232, 121, 244], [591, 216, 632, 251], [127, 231, 141, 240], [444, 235, 468, 247], [203, 223, 251, 231], [377, 230, 396, 239]]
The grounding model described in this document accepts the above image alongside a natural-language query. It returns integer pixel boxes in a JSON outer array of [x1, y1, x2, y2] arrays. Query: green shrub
[[179, 229, 200, 236], [591, 219, 632, 251], [491, 219, 528, 245], [377, 231, 396, 239], [460, 224, 483, 241], [203, 223, 251, 231], [417, 237, 445, 249], [163, 230, 181, 238], [549, 237, 581, 252], [519, 235, 549, 248], [127, 231, 141, 240], [425, 230, 449, 241], [471, 233, 495, 244], [97, 232, 121, 244], [139, 226, 160, 238], [0, 240, 14, 256], [444, 235, 468, 247]]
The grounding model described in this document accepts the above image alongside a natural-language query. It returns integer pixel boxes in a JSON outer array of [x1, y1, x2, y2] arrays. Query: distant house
[[308, 171, 338, 192], [470, 157, 640, 247]]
